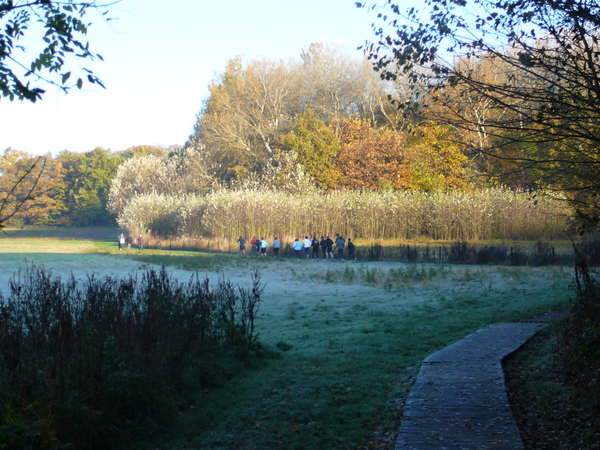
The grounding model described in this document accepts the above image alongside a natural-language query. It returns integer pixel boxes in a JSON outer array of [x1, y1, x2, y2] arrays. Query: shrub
[[559, 243, 600, 409], [509, 247, 529, 266], [530, 240, 556, 266], [578, 232, 600, 266], [0, 265, 263, 449], [400, 244, 420, 261], [367, 243, 383, 261], [475, 245, 508, 265], [448, 241, 475, 263]]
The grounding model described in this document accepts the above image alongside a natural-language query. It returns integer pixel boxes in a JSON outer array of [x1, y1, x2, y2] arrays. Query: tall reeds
[[117, 188, 571, 241]]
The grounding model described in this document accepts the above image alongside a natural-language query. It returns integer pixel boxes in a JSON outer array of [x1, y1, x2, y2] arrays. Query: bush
[[448, 241, 475, 263], [509, 247, 529, 266], [578, 232, 600, 266], [475, 245, 508, 265], [367, 243, 383, 261], [0, 265, 263, 449], [530, 240, 556, 266], [559, 243, 600, 409], [400, 244, 420, 261]]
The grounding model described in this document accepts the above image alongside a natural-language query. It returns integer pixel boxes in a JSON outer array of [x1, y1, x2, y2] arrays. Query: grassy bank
[[504, 323, 600, 449], [0, 234, 574, 449], [122, 258, 571, 449]]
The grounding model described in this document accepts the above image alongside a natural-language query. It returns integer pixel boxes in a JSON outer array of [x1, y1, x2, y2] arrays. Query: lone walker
[[137, 234, 144, 250], [237, 236, 246, 256]]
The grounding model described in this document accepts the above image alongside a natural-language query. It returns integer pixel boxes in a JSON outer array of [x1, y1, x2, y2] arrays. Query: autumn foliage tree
[[335, 118, 405, 190], [400, 124, 471, 191], [0, 150, 75, 226], [190, 43, 410, 186], [361, 0, 600, 220]]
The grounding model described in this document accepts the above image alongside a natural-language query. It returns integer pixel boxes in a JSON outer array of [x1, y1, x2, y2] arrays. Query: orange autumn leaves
[[281, 113, 469, 192], [336, 118, 404, 190]]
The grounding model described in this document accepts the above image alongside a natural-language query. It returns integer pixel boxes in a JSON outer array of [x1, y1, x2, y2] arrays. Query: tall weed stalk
[[0, 265, 263, 449]]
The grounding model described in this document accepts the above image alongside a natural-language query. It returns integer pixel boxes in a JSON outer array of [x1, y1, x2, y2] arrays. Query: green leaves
[[0, 1, 117, 102]]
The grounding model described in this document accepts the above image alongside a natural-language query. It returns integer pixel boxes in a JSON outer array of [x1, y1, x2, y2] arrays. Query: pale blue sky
[[0, 0, 400, 155]]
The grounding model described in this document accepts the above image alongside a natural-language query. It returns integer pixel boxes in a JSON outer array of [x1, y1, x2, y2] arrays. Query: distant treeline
[[0, 145, 169, 227]]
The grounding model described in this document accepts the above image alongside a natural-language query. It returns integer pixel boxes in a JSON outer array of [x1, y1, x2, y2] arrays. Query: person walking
[[273, 237, 281, 258], [126, 234, 133, 250], [237, 236, 246, 256], [118, 233, 125, 250], [320, 236, 328, 260], [336, 234, 345, 261], [325, 235, 334, 260], [311, 236, 320, 259], [347, 238, 356, 261], [303, 236, 311, 259], [293, 238, 303, 259], [254, 238, 261, 256], [137, 234, 144, 250], [249, 236, 257, 255], [260, 237, 268, 256]]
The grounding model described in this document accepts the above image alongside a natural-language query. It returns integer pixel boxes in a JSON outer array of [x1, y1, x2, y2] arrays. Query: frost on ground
[[0, 252, 572, 351]]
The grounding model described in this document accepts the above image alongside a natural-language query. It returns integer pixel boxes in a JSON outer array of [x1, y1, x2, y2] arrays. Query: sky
[[0, 0, 396, 156]]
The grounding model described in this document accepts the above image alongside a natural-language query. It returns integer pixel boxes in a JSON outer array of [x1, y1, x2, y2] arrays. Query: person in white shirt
[[303, 236, 311, 259]]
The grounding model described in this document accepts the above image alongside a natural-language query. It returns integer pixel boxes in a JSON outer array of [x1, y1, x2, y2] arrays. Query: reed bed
[[117, 188, 571, 242]]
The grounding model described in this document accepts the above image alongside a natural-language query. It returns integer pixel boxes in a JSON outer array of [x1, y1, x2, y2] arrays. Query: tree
[[360, 0, 600, 220], [279, 110, 340, 189], [401, 124, 471, 191], [190, 45, 412, 185], [0, 148, 46, 227], [0, 0, 118, 102], [61, 147, 121, 225], [335, 118, 405, 190], [118, 145, 168, 159], [194, 56, 303, 182]]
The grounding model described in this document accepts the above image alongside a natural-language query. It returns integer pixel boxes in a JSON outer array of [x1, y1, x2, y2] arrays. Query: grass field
[[0, 228, 574, 449]]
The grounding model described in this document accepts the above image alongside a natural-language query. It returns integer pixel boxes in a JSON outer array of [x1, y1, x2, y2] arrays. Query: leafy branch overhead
[[359, 0, 600, 221], [0, 0, 119, 102]]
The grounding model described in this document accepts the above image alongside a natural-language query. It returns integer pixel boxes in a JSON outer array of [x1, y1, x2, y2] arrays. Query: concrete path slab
[[396, 322, 543, 450]]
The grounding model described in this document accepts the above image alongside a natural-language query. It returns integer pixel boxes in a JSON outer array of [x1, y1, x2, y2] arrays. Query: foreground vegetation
[[0, 230, 571, 449], [0, 233, 577, 448], [129, 258, 569, 449], [505, 323, 600, 449], [0, 263, 262, 449]]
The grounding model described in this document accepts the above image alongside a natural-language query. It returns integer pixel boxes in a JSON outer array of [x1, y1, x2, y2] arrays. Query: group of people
[[118, 233, 144, 250], [237, 234, 355, 261], [237, 236, 282, 257]]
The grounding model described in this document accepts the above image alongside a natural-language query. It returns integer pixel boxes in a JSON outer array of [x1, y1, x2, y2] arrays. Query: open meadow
[[0, 229, 573, 449]]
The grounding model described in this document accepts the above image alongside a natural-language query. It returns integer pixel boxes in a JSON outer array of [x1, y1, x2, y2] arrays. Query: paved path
[[396, 322, 544, 450]]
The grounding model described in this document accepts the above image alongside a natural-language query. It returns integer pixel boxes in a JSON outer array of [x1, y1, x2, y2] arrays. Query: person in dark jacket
[[347, 238, 356, 261], [336, 234, 345, 261], [311, 236, 320, 259]]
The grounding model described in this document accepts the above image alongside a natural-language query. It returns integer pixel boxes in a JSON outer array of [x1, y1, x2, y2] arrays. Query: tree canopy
[[0, 0, 118, 102], [360, 0, 600, 220]]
